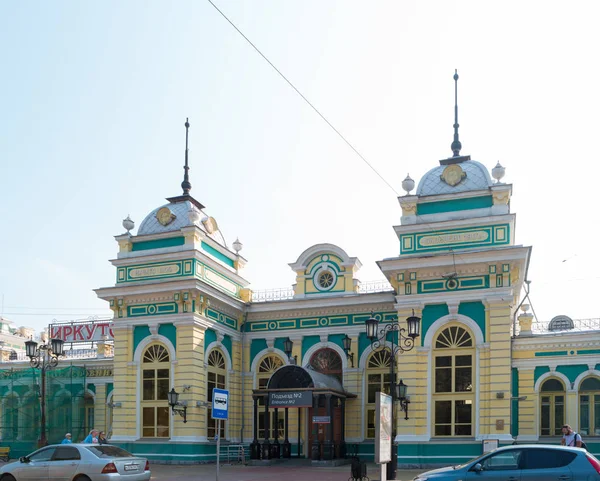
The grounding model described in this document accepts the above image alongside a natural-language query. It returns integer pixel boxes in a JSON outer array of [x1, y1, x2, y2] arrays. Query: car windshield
[[454, 451, 494, 469], [86, 445, 135, 458]]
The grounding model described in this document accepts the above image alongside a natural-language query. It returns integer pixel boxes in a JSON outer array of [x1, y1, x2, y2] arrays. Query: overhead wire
[[206, 0, 399, 196]]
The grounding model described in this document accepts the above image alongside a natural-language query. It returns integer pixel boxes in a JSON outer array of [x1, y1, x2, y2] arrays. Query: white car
[[0, 444, 151, 481]]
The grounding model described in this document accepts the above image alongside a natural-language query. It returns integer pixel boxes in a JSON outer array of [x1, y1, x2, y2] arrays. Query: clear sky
[[1, 1, 599, 334]]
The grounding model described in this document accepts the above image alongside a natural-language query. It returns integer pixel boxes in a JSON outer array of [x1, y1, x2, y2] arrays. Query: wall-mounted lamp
[[397, 379, 410, 420], [196, 400, 209, 408], [182, 384, 191, 392], [342, 334, 354, 368], [167, 388, 187, 423], [107, 401, 122, 408], [283, 338, 298, 364]]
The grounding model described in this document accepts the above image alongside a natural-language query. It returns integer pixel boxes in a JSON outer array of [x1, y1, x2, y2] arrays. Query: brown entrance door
[[307, 405, 342, 458]]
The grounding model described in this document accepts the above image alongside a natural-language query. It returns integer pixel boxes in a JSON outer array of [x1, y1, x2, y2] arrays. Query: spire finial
[[450, 69, 462, 157], [181, 118, 192, 195]]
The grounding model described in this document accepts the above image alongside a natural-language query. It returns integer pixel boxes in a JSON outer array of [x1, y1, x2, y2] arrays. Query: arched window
[[365, 350, 391, 438], [309, 348, 343, 382], [579, 377, 600, 436], [433, 325, 474, 437], [257, 355, 284, 439], [207, 349, 227, 440], [540, 378, 565, 436], [52, 392, 72, 442], [141, 344, 170, 438]]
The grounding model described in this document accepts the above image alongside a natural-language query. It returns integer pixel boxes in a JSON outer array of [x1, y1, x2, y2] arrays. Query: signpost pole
[[216, 419, 221, 481]]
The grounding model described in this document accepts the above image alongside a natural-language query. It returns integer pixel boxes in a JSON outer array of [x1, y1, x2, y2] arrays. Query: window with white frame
[[579, 377, 600, 436], [540, 378, 565, 436], [433, 325, 474, 437], [207, 349, 226, 439], [141, 344, 170, 438], [365, 349, 391, 439]]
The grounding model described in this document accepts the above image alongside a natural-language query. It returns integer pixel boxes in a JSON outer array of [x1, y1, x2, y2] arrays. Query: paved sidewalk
[[149, 462, 426, 480]]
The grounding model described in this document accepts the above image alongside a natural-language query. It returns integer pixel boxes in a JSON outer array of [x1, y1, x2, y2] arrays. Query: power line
[[207, 0, 399, 196]]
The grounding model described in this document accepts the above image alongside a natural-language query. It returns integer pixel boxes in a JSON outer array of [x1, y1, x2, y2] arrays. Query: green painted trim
[[417, 195, 493, 215], [87, 383, 96, 393], [222, 335, 232, 361], [106, 383, 113, 397], [133, 325, 151, 358], [201, 241, 235, 268], [205, 329, 217, 348], [400, 223, 511, 255], [557, 364, 589, 383], [578, 349, 600, 355], [418, 276, 489, 294], [458, 301, 486, 342], [205, 307, 238, 330], [535, 351, 569, 357], [250, 339, 268, 367], [302, 336, 320, 360], [132, 236, 185, 251], [534, 366, 550, 384], [248, 311, 396, 333], [421, 304, 450, 346], [127, 302, 178, 317], [158, 324, 177, 351]]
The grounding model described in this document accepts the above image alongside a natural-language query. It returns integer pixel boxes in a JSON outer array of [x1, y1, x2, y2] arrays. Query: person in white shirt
[[560, 424, 582, 447]]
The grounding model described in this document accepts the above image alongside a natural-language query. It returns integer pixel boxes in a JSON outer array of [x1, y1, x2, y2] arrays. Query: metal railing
[[517, 318, 600, 336], [251, 279, 394, 302]]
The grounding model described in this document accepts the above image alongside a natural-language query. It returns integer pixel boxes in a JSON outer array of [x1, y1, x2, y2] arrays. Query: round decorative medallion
[[148, 305, 157, 314], [202, 216, 219, 234], [319, 318, 328, 326], [156, 207, 176, 226], [269, 322, 277, 330], [446, 278, 458, 290], [318, 271, 335, 290], [440, 164, 466, 186]]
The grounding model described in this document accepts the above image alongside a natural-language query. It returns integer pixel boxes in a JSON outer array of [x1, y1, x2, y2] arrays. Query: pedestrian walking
[[561, 424, 583, 448], [83, 429, 99, 444], [61, 433, 72, 444]]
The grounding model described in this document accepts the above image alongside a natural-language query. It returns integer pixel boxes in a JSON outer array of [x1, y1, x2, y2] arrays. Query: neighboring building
[[1, 85, 599, 466]]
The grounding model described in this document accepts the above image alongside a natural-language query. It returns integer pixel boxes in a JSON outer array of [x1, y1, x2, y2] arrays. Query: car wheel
[[73, 476, 91, 481], [1, 475, 16, 481]]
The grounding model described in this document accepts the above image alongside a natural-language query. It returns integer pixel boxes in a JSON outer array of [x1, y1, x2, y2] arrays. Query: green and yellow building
[[1, 115, 599, 468]]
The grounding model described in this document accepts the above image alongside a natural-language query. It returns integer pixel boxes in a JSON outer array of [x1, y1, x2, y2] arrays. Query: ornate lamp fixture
[[342, 334, 354, 367], [167, 388, 187, 423], [283, 337, 297, 364], [364, 311, 420, 479]]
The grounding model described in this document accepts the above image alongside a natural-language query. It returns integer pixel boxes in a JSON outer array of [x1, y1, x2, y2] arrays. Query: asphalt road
[[148, 462, 427, 480]]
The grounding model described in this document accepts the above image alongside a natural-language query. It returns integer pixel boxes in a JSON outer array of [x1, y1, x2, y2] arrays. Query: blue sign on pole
[[212, 388, 229, 420]]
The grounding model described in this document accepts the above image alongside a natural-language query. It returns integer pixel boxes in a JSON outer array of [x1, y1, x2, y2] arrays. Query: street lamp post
[[365, 311, 420, 480], [24, 338, 65, 448]]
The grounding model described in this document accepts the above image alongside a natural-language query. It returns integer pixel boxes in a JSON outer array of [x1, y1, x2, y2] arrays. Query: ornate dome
[[416, 160, 493, 196], [137, 200, 227, 246]]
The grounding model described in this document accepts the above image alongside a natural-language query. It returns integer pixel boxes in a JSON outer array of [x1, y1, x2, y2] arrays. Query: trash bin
[[350, 457, 367, 479]]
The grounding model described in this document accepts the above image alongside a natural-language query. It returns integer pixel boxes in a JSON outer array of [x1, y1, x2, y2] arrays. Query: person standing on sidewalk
[[561, 424, 583, 447], [61, 433, 72, 444]]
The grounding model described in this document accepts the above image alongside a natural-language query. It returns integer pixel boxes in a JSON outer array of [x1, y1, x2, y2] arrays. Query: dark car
[[413, 444, 600, 480]]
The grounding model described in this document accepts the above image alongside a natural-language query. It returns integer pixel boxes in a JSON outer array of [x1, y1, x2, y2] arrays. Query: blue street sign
[[212, 388, 229, 420]]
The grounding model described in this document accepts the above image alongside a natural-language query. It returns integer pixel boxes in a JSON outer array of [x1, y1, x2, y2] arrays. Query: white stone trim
[[132, 335, 177, 363], [204, 342, 233, 371], [249, 349, 288, 374], [302, 341, 347, 370], [573, 369, 600, 390], [423, 314, 485, 347], [534, 371, 570, 393]]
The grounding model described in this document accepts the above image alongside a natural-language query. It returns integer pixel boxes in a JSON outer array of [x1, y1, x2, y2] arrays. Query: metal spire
[[181, 118, 192, 195], [451, 70, 462, 157]]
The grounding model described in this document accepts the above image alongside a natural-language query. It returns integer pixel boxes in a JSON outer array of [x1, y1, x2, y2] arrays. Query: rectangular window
[[454, 355, 472, 392], [554, 395, 564, 436], [595, 394, 600, 436], [580, 395, 590, 436], [435, 356, 452, 393], [434, 400, 472, 436], [367, 409, 376, 438], [541, 396, 551, 436]]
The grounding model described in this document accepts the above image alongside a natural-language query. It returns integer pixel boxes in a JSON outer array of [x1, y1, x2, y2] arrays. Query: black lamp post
[[342, 334, 354, 367], [25, 337, 65, 447], [167, 388, 187, 423], [365, 311, 420, 480]]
